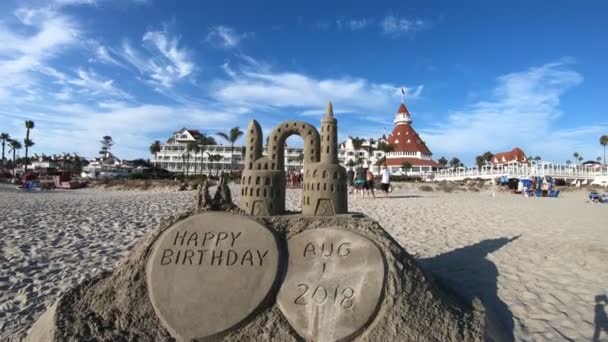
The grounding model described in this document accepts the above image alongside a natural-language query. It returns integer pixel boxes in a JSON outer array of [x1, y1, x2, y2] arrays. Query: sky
[[1, 0, 607, 165]]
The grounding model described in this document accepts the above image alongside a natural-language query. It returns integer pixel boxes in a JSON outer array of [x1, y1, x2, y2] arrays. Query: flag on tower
[[401, 88, 405, 95]]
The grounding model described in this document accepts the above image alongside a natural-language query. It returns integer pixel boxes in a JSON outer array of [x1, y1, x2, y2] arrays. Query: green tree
[[346, 159, 356, 168], [578, 155, 584, 164], [199, 134, 217, 175], [187, 141, 199, 176], [8, 139, 22, 177], [349, 136, 365, 150], [377, 141, 393, 153], [216, 127, 244, 174], [149, 140, 161, 177], [207, 153, 223, 176], [566, 160, 571, 166], [600, 135, 608, 165], [401, 161, 413, 174], [438, 156, 448, 167], [597, 156, 602, 163], [573, 152, 579, 165], [449, 157, 461, 168], [100, 135, 114, 155], [23, 120, 34, 173], [475, 155, 485, 168], [534, 156, 542, 162], [482, 151, 494, 163], [1, 133, 10, 170], [375, 156, 386, 166]]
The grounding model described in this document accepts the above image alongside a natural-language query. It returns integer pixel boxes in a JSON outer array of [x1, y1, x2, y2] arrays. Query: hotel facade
[[153, 102, 441, 176]]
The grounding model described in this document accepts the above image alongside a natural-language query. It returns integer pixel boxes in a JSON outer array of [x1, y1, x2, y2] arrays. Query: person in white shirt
[[380, 165, 390, 198]]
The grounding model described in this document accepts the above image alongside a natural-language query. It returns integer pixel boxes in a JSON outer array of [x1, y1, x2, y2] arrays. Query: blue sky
[[1, 0, 607, 164]]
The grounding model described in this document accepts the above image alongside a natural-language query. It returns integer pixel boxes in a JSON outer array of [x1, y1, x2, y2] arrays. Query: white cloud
[[206, 25, 249, 48], [212, 66, 423, 115], [67, 68, 132, 99], [381, 15, 427, 37], [336, 18, 369, 31], [1, 102, 241, 159], [0, 7, 78, 101], [118, 29, 195, 88], [419, 61, 607, 163]]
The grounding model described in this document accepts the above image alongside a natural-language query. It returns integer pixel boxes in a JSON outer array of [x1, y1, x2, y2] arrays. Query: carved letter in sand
[[146, 212, 279, 340], [277, 228, 385, 341]]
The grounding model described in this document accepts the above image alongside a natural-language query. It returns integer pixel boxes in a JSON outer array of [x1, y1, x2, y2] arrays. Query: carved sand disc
[[277, 228, 385, 341], [146, 212, 279, 340]]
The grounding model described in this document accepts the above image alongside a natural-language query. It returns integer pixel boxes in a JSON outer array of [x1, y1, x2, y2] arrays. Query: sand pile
[[27, 210, 489, 341]]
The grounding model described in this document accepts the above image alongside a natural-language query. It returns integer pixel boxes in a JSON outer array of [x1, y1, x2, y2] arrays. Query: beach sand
[[1, 183, 607, 341]]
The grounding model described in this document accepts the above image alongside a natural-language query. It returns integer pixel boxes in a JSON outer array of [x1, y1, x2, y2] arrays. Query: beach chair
[[548, 189, 556, 197], [535, 189, 542, 197], [554, 190, 560, 198]]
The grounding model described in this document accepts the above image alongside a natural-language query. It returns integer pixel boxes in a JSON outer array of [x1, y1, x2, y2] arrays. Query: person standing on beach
[[354, 167, 366, 198], [366, 168, 376, 198], [380, 165, 390, 198], [346, 167, 354, 194]]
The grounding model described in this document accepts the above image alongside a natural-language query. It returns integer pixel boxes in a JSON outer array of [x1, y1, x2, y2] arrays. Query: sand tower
[[239, 102, 347, 216]]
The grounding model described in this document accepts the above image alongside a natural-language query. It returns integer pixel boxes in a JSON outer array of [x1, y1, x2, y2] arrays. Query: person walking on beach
[[366, 168, 376, 198], [594, 295, 608, 341], [380, 165, 390, 198], [346, 167, 354, 194], [354, 167, 366, 198]]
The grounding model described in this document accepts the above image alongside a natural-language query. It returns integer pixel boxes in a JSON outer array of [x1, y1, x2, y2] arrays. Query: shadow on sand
[[419, 236, 520, 342], [594, 294, 608, 342]]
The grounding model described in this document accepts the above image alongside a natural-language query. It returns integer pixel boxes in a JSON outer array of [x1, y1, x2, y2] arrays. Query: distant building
[[491, 148, 527, 165], [383, 102, 441, 174], [338, 102, 441, 175], [152, 128, 305, 174], [82, 152, 131, 178]]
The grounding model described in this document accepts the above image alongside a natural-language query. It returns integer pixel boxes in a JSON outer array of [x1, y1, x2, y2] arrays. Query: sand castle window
[[256, 188, 260, 196], [265, 177, 270, 185], [322, 170, 327, 179], [331, 184, 334, 192], [256, 176, 260, 185]]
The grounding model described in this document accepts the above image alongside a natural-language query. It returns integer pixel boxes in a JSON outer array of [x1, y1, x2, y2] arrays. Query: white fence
[[432, 163, 608, 182]]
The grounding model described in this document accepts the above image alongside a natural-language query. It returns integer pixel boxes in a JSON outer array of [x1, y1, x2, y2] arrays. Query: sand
[[1, 183, 607, 341]]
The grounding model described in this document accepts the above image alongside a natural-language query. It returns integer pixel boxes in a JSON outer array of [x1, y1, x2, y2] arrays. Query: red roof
[[385, 157, 442, 168], [491, 147, 527, 164], [397, 103, 410, 114], [387, 124, 432, 155]]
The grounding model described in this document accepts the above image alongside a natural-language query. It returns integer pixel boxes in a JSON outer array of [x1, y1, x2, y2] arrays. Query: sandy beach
[[1, 183, 607, 341]]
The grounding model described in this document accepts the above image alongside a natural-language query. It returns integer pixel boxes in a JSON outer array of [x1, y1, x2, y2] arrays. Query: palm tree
[[438, 156, 448, 167], [449, 157, 461, 169], [346, 159, 356, 168], [187, 142, 199, 176], [149, 140, 161, 177], [216, 127, 243, 174], [401, 161, 413, 174], [573, 152, 579, 165], [8, 139, 22, 177], [199, 134, 217, 175], [24, 120, 34, 173], [207, 153, 223, 176], [23, 138, 34, 172], [1, 133, 10, 169], [349, 136, 365, 150], [600, 135, 608, 165], [578, 155, 584, 164], [566, 160, 571, 165]]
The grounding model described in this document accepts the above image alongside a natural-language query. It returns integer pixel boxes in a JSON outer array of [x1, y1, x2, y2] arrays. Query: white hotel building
[[154, 102, 440, 176], [153, 128, 305, 174]]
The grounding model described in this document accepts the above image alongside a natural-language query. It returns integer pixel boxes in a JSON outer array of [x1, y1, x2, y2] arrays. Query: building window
[[395, 139, 399, 144], [407, 139, 411, 143], [397, 132, 401, 135]]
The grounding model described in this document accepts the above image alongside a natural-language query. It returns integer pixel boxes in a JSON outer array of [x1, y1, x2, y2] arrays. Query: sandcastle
[[240, 102, 347, 216], [26, 103, 489, 342]]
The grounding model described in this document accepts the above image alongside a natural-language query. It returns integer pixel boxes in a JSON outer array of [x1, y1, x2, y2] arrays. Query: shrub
[[419, 185, 434, 192]]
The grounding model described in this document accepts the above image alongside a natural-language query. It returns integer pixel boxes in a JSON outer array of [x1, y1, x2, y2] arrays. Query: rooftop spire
[[325, 101, 333, 118]]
